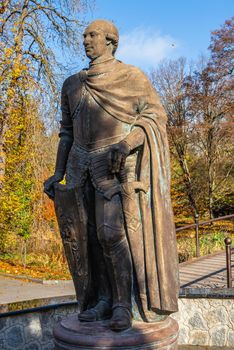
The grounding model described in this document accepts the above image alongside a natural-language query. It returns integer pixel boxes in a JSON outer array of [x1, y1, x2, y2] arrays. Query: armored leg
[[95, 191, 133, 329], [87, 223, 113, 306], [78, 177, 112, 321]]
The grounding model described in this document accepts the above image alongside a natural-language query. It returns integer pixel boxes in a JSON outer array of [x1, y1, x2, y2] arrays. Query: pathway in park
[[0, 275, 75, 306], [179, 251, 229, 288], [0, 250, 231, 311]]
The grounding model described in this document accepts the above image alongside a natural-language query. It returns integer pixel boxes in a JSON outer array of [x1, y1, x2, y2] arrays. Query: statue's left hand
[[108, 141, 131, 174], [43, 172, 64, 200]]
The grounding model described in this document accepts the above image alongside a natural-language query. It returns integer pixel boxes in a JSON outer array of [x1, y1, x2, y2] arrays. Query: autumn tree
[[208, 16, 234, 80], [150, 58, 199, 217], [151, 17, 234, 220], [0, 0, 92, 254], [0, 0, 88, 187], [185, 22, 234, 218]]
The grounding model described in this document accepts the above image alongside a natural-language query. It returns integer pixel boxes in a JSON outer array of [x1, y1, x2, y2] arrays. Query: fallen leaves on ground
[[0, 259, 71, 280]]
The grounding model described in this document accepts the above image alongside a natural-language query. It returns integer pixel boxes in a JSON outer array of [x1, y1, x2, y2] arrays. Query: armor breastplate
[[72, 87, 132, 150]]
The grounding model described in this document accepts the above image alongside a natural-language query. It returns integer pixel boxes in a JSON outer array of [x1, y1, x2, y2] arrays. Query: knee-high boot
[[88, 223, 112, 305], [99, 225, 133, 312], [96, 192, 133, 330]]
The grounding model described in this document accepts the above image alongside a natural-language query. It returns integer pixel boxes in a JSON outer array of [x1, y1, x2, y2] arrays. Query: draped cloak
[[56, 58, 179, 321], [78, 59, 179, 319]]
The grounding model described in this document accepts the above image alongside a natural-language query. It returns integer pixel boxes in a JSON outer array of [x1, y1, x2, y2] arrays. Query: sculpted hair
[[88, 19, 119, 54]]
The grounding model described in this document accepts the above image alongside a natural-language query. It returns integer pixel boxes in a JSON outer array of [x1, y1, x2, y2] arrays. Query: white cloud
[[116, 27, 179, 69]]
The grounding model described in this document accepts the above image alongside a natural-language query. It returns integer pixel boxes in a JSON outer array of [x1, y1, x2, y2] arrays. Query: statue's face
[[83, 24, 109, 59]]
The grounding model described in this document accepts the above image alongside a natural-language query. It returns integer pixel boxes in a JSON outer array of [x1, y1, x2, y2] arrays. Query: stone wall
[[0, 295, 234, 349], [0, 303, 79, 350], [172, 296, 234, 348]]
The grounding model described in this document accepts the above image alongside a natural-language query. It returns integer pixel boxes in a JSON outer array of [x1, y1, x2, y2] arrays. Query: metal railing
[[176, 214, 234, 288], [176, 214, 234, 258], [224, 237, 234, 288]]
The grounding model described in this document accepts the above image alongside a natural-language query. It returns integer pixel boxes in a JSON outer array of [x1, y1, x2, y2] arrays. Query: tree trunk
[[207, 123, 216, 219], [171, 131, 198, 216]]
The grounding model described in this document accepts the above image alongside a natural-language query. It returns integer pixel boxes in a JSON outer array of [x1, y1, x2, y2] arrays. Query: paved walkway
[[179, 251, 229, 288], [0, 250, 231, 307], [0, 276, 75, 305]]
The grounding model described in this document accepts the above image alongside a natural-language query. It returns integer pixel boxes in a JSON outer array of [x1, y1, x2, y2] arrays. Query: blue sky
[[81, 0, 233, 71]]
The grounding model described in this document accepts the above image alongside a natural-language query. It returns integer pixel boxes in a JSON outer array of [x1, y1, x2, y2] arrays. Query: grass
[[0, 252, 71, 280], [0, 221, 233, 277], [177, 220, 234, 263]]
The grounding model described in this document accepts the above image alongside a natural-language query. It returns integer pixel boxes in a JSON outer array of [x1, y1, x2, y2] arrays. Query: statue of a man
[[44, 19, 179, 332]]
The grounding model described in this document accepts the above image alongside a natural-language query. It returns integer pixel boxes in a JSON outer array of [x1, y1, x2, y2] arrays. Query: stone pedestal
[[53, 315, 179, 350]]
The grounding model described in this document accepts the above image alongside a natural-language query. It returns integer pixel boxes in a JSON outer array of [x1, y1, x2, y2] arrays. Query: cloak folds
[[83, 59, 179, 318]]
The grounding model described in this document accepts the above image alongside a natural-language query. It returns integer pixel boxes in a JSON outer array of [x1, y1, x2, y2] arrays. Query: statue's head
[[83, 19, 119, 60]]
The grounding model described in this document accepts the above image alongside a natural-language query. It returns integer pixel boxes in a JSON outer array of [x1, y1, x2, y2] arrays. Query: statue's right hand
[[43, 173, 64, 200]]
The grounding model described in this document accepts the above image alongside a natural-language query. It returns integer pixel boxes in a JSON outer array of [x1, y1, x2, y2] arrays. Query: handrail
[[176, 214, 234, 258], [175, 214, 234, 288], [176, 214, 234, 233], [224, 237, 234, 288]]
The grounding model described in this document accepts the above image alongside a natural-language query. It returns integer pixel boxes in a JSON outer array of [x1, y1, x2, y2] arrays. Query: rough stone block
[[0, 333, 6, 349], [53, 314, 63, 323], [0, 317, 8, 331], [230, 309, 234, 326], [209, 299, 223, 308], [42, 341, 54, 350], [25, 341, 41, 350], [188, 311, 207, 329], [205, 306, 228, 328], [223, 299, 234, 308], [24, 314, 42, 342], [178, 326, 190, 344], [189, 330, 209, 346], [210, 325, 227, 346], [227, 330, 234, 347], [5, 325, 25, 348], [40, 309, 54, 325]]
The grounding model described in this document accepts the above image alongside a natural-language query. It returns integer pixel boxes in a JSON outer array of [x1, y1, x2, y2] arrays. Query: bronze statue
[[44, 19, 179, 332]]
